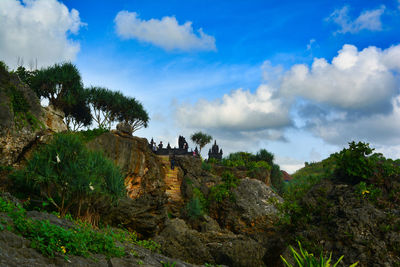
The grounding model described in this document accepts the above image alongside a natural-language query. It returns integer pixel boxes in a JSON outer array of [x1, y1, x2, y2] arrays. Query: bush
[[186, 197, 204, 219], [11, 133, 125, 218], [333, 141, 375, 184], [208, 172, 240, 203]]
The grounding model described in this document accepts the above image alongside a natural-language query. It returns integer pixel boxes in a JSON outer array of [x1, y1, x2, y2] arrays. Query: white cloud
[[114, 11, 216, 51], [327, 5, 385, 34], [309, 96, 400, 146], [0, 0, 84, 68], [175, 84, 291, 132], [281, 44, 400, 112], [306, 39, 316, 50]]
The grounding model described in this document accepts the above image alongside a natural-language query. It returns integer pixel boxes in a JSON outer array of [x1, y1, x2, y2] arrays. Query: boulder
[[209, 178, 282, 236], [0, 70, 44, 166], [87, 132, 166, 199], [155, 218, 265, 267], [116, 122, 133, 136], [42, 105, 67, 133]]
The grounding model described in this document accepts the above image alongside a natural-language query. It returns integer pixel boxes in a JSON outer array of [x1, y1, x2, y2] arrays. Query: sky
[[1, 0, 400, 173]]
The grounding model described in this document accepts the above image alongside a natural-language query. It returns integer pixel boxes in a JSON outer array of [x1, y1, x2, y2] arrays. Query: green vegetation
[[0, 196, 160, 260], [191, 131, 212, 153], [14, 62, 149, 133], [88, 86, 149, 132], [10, 133, 125, 219], [208, 172, 240, 203], [280, 241, 358, 267]]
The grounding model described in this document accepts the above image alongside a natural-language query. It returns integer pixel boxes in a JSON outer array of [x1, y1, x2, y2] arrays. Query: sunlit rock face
[[0, 69, 44, 166]]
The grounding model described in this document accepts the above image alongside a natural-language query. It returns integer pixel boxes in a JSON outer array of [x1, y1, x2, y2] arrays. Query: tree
[[29, 62, 92, 128], [87, 86, 120, 129], [191, 131, 212, 153], [64, 88, 92, 131], [117, 96, 149, 133], [87, 87, 149, 132]]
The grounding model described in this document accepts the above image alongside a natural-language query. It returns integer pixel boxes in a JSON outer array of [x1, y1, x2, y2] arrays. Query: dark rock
[[116, 122, 133, 136], [155, 218, 265, 267], [102, 194, 168, 238]]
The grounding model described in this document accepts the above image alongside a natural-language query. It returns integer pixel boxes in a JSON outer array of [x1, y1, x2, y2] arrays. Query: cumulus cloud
[[281, 44, 400, 113], [0, 0, 84, 68], [308, 96, 400, 146], [114, 11, 216, 51], [176, 84, 291, 132], [327, 5, 385, 34]]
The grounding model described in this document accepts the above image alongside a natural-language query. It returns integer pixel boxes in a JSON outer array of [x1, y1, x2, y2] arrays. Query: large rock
[[155, 218, 265, 267], [209, 178, 282, 236], [87, 132, 169, 237], [87, 132, 166, 199], [42, 105, 67, 133], [282, 179, 400, 266], [0, 69, 44, 166]]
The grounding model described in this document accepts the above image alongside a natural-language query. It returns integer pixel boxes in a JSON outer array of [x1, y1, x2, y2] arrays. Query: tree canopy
[[191, 131, 212, 153]]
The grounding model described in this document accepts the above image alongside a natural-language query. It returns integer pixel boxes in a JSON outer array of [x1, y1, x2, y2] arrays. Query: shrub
[[186, 197, 204, 219], [280, 241, 358, 267], [208, 172, 240, 203], [201, 161, 212, 172], [11, 133, 125, 218], [333, 141, 375, 184]]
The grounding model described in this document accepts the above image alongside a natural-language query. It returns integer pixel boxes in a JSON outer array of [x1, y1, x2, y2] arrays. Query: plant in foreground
[[281, 241, 359, 267]]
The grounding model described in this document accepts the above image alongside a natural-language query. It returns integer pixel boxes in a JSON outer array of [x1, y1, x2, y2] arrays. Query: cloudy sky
[[1, 0, 400, 173]]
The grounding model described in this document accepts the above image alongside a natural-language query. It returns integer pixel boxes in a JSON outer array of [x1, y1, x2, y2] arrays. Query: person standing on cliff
[[171, 153, 176, 170]]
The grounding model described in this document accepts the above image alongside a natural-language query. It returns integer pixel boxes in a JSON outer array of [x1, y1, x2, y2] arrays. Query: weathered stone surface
[[210, 178, 282, 235], [116, 122, 133, 136], [102, 194, 168, 238], [0, 72, 42, 166], [87, 132, 166, 199], [281, 179, 400, 266], [155, 218, 264, 267], [0, 212, 199, 267], [42, 105, 67, 133]]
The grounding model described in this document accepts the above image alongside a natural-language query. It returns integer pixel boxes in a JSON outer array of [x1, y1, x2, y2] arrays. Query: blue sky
[[1, 0, 400, 172]]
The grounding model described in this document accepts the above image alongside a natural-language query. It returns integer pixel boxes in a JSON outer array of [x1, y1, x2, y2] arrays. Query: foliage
[[201, 161, 212, 172], [10, 133, 125, 218], [254, 149, 274, 165], [161, 261, 176, 267], [29, 62, 92, 127], [0, 196, 124, 259], [191, 131, 212, 153], [0, 60, 9, 72], [333, 141, 375, 184], [64, 88, 92, 131], [76, 127, 109, 143], [14, 66, 37, 87], [186, 197, 204, 219], [355, 182, 382, 202], [280, 241, 358, 267], [271, 164, 285, 194], [87, 86, 149, 132], [208, 172, 240, 203]]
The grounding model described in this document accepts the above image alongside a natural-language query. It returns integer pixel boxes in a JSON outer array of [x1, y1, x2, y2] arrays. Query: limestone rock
[[155, 218, 265, 267], [209, 178, 282, 236], [116, 122, 133, 136], [42, 105, 67, 133], [87, 132, 166, 199], [0, 70, 44, 166]]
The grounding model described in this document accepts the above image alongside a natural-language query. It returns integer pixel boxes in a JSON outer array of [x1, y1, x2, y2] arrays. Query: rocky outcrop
[[210, 178, 282, 235], [42, 105, 67, 133], [0, 209, 198, 267], [0, 70, 44, 166], [87, 131, 166, 199], [282, 179, 400, 266], [155, 218, 265, 267]]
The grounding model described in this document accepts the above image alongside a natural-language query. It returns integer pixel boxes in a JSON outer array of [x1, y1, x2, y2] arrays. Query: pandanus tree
[[29, 62, 92, 130], [191, 131, 212, 153], [88, 86, 149, 132]]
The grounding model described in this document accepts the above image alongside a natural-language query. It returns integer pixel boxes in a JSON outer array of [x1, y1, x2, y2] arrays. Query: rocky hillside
[[1, 63, 400, 267]]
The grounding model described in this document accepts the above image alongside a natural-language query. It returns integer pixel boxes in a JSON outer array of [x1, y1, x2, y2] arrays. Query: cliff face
[[0, 67, 68, 167], [87, 131, 166, 199]]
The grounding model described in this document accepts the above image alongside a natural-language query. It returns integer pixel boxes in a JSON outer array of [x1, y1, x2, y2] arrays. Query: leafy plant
[[280, 241, 358, 267], [191, 131, 212, 153], [333, 141, 375, 184], [11, 133, 125, 219], [186, 197, 204, 219], [208, 172, 240, 203]]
